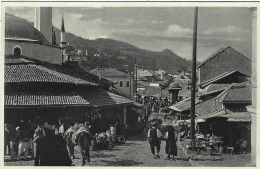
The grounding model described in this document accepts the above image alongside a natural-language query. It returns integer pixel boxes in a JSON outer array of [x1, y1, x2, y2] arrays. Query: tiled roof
[[169, 97, 201, 112], [79, 88, 134, 107], [167, 69, 179, 75], [198, 84, 231, 96], [5, 64, 97, 86], [5, 91, 90, 107], [198, 46, 251, 83], [217, 82, 251, 103], [90, 68, 128, 78], [200, 71, 249, 88], [195, 97, 223, 118], [137, 69, 153, 78], [178, 88, 191, 98]]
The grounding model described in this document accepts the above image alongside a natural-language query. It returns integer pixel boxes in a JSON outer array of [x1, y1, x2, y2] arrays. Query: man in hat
[[34, 121, 72, 166], [147, 122, 162, 159]]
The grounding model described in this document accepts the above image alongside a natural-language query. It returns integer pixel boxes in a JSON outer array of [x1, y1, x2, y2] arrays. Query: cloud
[[204, 25, 248, 35], [5, 7, 34, 22], [165, 24, 193, 37]]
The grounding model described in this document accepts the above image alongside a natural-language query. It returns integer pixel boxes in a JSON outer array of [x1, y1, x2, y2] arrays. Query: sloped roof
[[198, 46, 250, 68], [200, 70, 249, 88], [5, 63, 97, 86], [178, 88, 191, 98], [198, 84, 231, 96], [217, 82, 251, 103], [5, 13, 49, 44], [5, 91, 90, 107], [197, 46, 251, 84], [137, 69, 153, 78], [169, 97, 201, 112], [195, 97, 223, 118], [90, 68, 128, 78], [198, 46, 230, 68], [167, 69, 179, 75], [78, 88, 134, 107], [5, 55, 112, 87]]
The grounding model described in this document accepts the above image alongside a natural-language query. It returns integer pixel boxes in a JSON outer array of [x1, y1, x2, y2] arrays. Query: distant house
[[167, 69, 179, 78], [154, 69, 166, 77], [174, 71, 192, 85], [90, 68, 134, 98], [197, 46, 251, 85], [137, 69, 153, 79]]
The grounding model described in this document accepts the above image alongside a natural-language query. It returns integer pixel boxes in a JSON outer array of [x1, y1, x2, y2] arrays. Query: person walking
[[147, 122, 162, 159], [9, 122, 17, 161], [34, 121, 72, 166], [165, 125, 177, 160], [33, 121, 46, 160], [4, 123, 11, 156], [16, 127, 30, 161]]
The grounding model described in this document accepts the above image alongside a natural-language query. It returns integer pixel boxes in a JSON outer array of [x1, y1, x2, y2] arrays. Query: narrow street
[[5, 135, 191, 166]]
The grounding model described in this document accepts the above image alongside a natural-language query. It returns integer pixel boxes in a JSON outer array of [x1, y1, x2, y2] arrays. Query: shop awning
[[79, 88, 134, 107], [222, 112, 251, 122], [196, 118, 206, 123], [202, 110, 226, 119], [5, 91, 91, 107]]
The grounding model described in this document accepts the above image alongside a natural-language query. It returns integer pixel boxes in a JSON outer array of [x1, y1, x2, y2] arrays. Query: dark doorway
[[14, 47, 21, 57]]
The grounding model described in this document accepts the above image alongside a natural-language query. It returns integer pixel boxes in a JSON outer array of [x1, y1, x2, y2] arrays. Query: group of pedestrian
[[4, 118, 73, 166], [147, 123, 177, 160], [4, 120, 35, 161], [142, 96, 171, 112]]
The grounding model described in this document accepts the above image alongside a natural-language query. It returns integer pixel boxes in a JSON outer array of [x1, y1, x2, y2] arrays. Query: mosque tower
[[60, 15, 67, 60], [34, 7, 52, 43]]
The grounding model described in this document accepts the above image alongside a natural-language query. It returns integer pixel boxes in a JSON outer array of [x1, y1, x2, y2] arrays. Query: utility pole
[[135, 56, 138, 101], [190, 7, 198, 147]]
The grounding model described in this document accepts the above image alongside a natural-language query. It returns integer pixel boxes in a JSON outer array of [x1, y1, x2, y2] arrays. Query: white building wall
[[5, 41, 63, 64], [107, 77, 131, 95]]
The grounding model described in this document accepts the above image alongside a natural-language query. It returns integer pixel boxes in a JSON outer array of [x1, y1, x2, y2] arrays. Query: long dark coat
[[34, 130, 72, 166], [165, 126, 177, 156]]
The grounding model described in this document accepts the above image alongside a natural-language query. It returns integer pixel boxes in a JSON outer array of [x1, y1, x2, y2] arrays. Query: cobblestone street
[[5, 136, 191, 167]]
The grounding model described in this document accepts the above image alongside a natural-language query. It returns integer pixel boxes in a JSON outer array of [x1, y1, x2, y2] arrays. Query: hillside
[[53, 27, 192, 72]]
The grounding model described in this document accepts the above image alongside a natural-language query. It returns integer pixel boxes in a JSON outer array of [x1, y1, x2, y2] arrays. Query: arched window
[[13, 47, 22, 57]]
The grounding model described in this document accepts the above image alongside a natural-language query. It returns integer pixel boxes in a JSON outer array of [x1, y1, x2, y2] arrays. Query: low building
[[90, 68, 134, 98], [5, 55, 138, 131]]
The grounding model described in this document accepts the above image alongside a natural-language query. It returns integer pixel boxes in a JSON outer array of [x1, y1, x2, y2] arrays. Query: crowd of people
[[141, 96, 172, 113], [4, 115, 128, 165], [4, 117, 77, 166]]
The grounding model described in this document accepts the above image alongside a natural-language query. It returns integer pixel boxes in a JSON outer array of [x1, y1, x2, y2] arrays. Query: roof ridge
[[197, 46, 230, 68]]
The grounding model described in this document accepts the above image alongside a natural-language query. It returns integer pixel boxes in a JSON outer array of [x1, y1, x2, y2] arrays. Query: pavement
[[4, 135, 191, 166], [4, 135, 253, 167], [177, 140, 254, 167]]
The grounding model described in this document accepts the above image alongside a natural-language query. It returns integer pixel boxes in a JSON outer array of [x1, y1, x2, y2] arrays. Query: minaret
[[60, 15, 67, 61], [34, 7, 52, 43]]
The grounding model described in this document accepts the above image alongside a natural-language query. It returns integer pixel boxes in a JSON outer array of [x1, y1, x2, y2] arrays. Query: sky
[[5, 6, 253, 62]]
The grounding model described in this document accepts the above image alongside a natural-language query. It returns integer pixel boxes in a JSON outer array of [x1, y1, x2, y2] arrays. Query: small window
[[126, 81, 130, 87], [120, 81, 123, 87]]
